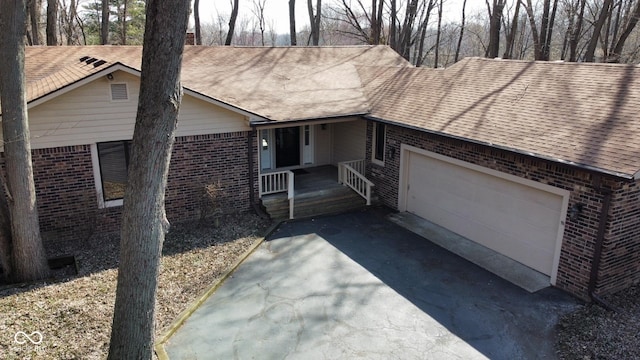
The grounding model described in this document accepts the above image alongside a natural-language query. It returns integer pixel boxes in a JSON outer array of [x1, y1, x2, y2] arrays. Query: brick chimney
[[185, 32, 195, 46]]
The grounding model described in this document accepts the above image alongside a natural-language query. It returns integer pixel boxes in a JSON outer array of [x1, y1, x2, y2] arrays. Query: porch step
[[261, 186, 368, 220]]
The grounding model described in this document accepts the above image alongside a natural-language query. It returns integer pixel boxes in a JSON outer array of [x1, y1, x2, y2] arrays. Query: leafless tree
[[503, 0, 521, 59], [0, 0, 50, 283], [607, 0, 640, 62], [194, 0, 202, 45], [101, 0, 109, 44], [584, 0, 613, 61], [434, 0, 443, 67], [252, 0, 267, 46], [27, 0, 42, 45], [225, 0, 239, 45], [486, 0, 506, 58], [308, 0, 321, 45], [46, 0, 58, 45], [455, 0, 468, 62], [290, 0, 297, 45], [107, 0, 190, 357]]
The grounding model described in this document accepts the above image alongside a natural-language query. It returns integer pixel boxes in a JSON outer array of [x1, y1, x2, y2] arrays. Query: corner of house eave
[[27, 63, 139, 110]]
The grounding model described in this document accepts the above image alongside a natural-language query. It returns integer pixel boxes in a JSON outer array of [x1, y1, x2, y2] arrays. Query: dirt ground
[[0, 213, 270, 359]]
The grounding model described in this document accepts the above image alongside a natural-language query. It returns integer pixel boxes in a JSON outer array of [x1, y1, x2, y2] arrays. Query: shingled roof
[[21, 45, 410, 121], [11, 47, 640, 179], [360, 58, 640, 179]]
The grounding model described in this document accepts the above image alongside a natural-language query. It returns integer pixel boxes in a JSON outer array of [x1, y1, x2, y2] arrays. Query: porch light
[[570, 203, 584, 221]]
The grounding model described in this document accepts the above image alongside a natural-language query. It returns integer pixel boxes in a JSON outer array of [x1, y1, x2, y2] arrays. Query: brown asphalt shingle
[[22, 45, 410, 121], [360, 58, 640, 178], [11, 47, 640, 178]]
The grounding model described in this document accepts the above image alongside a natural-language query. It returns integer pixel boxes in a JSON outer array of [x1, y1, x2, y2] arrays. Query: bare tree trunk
[[503, 0, 520, 59], [434, 0, 443, 67], [0, 174, 14, 282], [416, 0, 436, 66], [194, 0, 202, 45], [225, 0, 239, 45], [101, 0, 109, 44], [455, 0, 467, 62], [569, 0, 586, 61], [609, 1, 640, 62], [120, 0, 128, 45], [486, 0, 505, 58], [307, 0, 321, 45], [0, 0, 50, 283], [585, 0, 613, 62], [106, 0, 190, 358], [289, 0, 297, 45], [524, 0, 542, 59], [253, 0, 266, 46], [390, 0, 397, 50], [27, 0, 41, 45], [541, 0, 559, 60], [46, 0, 57, 45], [62, 0, 78, 45], [370, 0, 384, 44]]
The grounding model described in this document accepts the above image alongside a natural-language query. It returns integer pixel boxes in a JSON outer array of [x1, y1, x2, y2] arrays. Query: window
[[304, 125, 310, 146], [373, 122, 386, 164], [97, 141, 131, 203]]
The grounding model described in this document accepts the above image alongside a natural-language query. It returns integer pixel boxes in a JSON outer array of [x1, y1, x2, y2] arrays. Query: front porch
[[256, 119, 375, 219], [259, 164, 375, 220]]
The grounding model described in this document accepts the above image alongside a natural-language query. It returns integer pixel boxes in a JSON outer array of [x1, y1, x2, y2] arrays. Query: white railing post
[[287, 170, 294, 219], [339, 162, 374, 205]]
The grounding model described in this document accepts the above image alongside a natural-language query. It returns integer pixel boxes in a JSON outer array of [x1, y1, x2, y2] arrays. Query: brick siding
[[365, 120, 639, 299], [1, 131, 258, 245]]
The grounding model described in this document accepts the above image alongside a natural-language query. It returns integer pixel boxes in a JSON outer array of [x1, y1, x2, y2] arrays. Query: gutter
[[587, 175, 617, 312]]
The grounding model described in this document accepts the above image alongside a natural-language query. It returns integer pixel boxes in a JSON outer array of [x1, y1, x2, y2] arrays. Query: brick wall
[[365, 121, 638, 299], [165, 131, 258, 223], [2, 130, 258, 245], [31, 145, 98, 244], [598, 179, 640, 294]]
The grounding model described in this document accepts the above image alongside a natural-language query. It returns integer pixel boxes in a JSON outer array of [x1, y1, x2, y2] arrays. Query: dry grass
[[0, 213, 270, 359]]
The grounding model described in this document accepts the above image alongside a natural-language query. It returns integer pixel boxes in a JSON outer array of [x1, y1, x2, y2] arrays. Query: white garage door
[[404, 150, 566, 276]]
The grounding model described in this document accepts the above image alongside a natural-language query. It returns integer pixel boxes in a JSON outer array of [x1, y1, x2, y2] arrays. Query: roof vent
[[110, 83, 128, 101], [85, 57, 97, 65], [79, 56, 90, 62], [93, 60, 107, 67]]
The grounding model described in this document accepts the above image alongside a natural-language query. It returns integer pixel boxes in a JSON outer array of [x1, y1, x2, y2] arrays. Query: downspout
[[248, 126, 269, 219], [587, 175, 616, 311]]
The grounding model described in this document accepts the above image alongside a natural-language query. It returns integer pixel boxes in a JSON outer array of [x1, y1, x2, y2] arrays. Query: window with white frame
[[96, 141, 131, 204], [372, 122, 386, 165]]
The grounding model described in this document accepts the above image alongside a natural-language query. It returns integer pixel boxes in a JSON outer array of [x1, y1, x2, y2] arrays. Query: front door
[[275, 127, 300, 168]]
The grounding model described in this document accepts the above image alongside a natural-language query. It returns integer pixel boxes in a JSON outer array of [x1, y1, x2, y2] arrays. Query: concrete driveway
[[163, 207, 580, 359]]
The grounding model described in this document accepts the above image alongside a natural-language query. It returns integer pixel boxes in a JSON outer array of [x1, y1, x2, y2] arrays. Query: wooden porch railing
[[338, 159, 374, 205], [259, 170, 295, 219]]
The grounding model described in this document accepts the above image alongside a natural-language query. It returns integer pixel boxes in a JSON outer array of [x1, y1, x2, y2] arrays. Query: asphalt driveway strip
[[163, 207, 581, 359]]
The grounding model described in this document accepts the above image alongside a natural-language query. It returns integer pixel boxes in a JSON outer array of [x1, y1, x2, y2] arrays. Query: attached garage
[[398, 145, 570, 283]]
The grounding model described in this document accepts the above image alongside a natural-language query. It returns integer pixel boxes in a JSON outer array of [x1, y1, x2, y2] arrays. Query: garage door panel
[[405, 151, 565, 276]]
